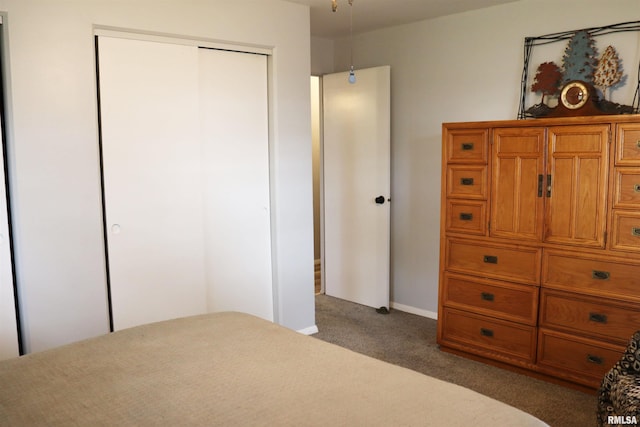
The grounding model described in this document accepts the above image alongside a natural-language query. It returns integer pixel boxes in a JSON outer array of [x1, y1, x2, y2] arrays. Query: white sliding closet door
[[99, 37, 206, 330], [198, 49, 273, 321], [0, 117, 19, 359], [98, 36, 272, 330]]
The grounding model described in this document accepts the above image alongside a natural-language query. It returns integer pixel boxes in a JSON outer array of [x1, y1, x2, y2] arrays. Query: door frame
[[311, 76, 325, 294]]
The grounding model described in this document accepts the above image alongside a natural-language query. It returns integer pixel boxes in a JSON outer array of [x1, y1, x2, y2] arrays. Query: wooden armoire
[[438, 115, 640, 391]]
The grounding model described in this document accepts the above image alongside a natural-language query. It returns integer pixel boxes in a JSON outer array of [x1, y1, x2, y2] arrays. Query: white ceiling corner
[[284, 0, 524, 39]]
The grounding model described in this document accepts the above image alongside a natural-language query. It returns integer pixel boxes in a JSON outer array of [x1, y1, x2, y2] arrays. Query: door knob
[[375, 196, 386, 204]]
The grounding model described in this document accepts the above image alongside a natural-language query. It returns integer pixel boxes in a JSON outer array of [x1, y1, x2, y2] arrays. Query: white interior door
[[98, 36, 273, 330], [0, 116, 19, 359], [323, 66, 391, 310], [98, 37, 207, 330]]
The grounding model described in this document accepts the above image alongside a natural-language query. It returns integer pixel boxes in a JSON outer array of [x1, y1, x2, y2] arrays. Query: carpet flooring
[[312, 294, 596, 427]]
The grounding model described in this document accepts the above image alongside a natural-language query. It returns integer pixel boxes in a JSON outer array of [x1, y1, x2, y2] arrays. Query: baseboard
[[390, 302, 438, 320], [297, 325, 319, 335]]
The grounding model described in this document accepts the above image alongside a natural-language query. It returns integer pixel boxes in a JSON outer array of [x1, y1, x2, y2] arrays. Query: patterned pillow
[[597, 331, 640, 426]]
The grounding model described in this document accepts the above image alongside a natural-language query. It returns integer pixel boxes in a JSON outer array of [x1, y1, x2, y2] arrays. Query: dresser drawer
[[443, 273, 538, 325], [616, 123, 640, 165], [539, 289, 640, 344], [446, 200, 486, 235], [446, 165, 487, 200], [537, 328, 623, 387], [542, 250, 640, 301], [441, 308, 536, 363], [445, 128, 488, 164], [613, 168, 640, 208], [446, 238, 541, 284], [611, 210, 640, 253]]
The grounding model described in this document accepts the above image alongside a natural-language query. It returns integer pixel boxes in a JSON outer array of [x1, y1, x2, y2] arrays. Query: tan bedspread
[[0, 312, 548, 426]]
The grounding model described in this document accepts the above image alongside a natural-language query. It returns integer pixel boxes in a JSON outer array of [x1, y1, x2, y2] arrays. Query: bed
[[0, 312, 548, 426]]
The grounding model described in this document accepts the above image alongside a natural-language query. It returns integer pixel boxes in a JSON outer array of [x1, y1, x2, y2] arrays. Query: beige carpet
[[313, 294, 596, 427]]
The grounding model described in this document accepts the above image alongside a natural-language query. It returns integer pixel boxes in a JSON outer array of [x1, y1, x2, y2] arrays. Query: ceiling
[[285, 0, 522, 39]]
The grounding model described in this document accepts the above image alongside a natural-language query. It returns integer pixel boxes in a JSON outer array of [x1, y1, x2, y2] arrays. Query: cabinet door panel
[[491, 128, 545, 241], [545, 125, 609, 248]]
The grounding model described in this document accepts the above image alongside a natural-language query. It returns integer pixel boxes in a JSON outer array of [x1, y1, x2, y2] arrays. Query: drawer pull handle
[[592, 270, 610, 280], [459, 213, 473, 221], [483, 255, 498, 264], [480, 328, 494, 337], [589, 313, 608, 324], [637, 140, 640, 149], [461, 142, 474, 151], [460, 178, 474, 186], [587, 354, 604, 365], [635, 184, 640, 193], [633, 227, 640, 237], [480, 292, 495, 302]]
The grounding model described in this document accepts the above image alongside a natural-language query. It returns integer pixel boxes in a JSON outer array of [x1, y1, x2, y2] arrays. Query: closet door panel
[[98, 37, 207, 330], [0, 123, 18, 359], [198, 49, 273, 321]]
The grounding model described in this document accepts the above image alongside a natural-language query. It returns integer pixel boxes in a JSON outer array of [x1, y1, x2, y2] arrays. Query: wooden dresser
[[438, 115, 640, 390]]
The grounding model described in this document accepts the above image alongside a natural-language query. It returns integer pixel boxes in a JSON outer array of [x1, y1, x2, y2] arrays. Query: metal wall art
[[518, 21, 640, 119]]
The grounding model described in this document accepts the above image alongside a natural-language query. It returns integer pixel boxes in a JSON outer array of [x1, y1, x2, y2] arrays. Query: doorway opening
[[311, 76, 323, 295]]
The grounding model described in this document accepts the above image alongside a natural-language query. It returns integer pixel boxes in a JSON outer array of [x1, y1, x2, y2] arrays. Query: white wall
[[0, 0, 315, 353], [311, 36, 334, 76], [325, 0, 640, 316]]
